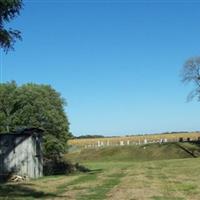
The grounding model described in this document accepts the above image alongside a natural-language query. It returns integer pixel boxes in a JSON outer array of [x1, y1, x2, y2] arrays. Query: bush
[[43, 158, 90, 176], [43, 158, 75, 176]]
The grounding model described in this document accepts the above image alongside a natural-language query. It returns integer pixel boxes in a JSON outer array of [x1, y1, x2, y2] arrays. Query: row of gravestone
[[83, 137, 200, 149], [84, 138, 167, 148]]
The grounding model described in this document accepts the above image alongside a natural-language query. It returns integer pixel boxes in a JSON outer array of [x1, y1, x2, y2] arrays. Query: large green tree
[[0, 81, 18, 132], [0, 0, 23, 52], [0, 82, 70, 158]]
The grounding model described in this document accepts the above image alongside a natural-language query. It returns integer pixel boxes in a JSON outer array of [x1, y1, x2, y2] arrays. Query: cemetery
[[68, 132, 200, 149]]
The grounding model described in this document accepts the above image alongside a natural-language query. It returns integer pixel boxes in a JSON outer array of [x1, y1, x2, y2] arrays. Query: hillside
[[66, 142, 200, 163]]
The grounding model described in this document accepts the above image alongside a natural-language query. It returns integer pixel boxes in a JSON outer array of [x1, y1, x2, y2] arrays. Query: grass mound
[[65, 142, 200, 163]]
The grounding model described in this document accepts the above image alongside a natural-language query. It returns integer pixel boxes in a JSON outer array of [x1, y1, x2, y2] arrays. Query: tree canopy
[[0, 0, 23, 52], [0, 82, 70, 158], [181, 56, 200, 101]]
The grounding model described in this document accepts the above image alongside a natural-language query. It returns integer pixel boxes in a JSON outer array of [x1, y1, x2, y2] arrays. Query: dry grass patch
[[106, 159, 200, 200]]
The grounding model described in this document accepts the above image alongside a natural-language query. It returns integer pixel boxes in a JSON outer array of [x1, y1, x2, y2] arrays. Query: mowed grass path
[[1, 159, 200, 200], [1, 143, 200, 199]]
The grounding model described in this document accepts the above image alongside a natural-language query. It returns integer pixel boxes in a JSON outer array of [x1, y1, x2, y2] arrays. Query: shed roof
[[0, 128, 44, 137]]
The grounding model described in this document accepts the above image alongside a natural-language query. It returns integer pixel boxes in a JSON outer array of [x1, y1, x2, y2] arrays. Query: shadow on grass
[[87, 168, 103, 174], [190, 141, 200, 147], [176, 141, 200, 158], [0, 169, 103, 199], [176, 143, 197, 158], [0, 183, 61, 199]]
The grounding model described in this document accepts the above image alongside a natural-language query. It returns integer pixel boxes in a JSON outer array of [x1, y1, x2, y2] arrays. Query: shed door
[[0, 154, 2, 173], [0, 138, 3, 175]]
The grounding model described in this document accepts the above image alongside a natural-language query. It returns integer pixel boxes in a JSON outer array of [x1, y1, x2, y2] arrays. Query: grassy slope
[[65, 142, 200, 163]]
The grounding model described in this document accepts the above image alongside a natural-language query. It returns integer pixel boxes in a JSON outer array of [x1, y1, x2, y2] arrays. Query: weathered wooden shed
[[0, 128, 43, 180]]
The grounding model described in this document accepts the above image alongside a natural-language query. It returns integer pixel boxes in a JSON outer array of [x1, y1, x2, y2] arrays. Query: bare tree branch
[[181, 56, 200, 101]]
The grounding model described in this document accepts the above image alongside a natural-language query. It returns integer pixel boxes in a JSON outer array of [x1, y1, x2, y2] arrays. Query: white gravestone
[[97, 141, 101, 147]]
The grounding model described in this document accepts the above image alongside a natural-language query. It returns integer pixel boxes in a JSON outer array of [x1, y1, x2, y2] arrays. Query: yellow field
[[68, 132, 200, 148]]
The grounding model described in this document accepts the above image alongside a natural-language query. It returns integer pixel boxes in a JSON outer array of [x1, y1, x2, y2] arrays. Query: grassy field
[[1, 142, 200, 200]]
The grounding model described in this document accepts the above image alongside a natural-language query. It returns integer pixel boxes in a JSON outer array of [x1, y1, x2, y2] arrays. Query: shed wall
[[0, 134, 43, 178]]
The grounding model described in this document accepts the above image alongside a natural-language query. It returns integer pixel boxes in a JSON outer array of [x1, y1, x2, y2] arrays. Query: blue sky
[[2, 0, 200, 136]]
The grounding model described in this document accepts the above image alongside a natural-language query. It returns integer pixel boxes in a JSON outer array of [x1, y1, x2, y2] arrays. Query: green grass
[[65, 142, 200, 163], [56, 170, 100, 193], [152, 197, 185, 200], [1, 142, 200, 199], [77, 173, 124, 200]]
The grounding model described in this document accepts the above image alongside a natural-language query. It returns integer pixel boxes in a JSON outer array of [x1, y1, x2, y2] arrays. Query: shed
[[0, 128, 43, 180]]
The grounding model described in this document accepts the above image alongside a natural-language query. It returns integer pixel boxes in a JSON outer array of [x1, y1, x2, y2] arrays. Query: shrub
[[43, 158, 90, 176]]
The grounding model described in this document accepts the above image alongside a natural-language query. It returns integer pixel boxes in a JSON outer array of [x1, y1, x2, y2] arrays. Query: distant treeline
[[74, 135, 105, 139], [151, 131, 200, 135], [125, 131, 200, 137], [73, 131, 200, 139]]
